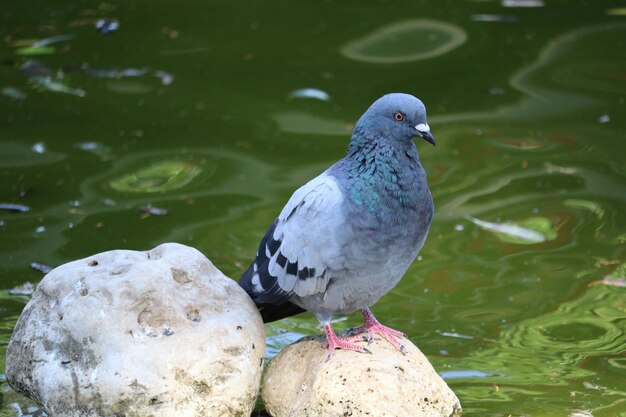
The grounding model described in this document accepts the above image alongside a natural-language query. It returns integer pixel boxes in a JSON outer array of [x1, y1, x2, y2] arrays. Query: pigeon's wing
[[240, 171, 346, 306]]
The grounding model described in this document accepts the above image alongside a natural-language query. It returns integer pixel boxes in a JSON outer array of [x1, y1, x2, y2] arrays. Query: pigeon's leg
[[322, 323, 370, 359], [353, 308, 407, 353]]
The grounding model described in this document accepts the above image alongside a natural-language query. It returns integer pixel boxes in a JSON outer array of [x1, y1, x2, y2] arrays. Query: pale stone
[[262, 330, 461, 417], [6, 243, 265, 417]]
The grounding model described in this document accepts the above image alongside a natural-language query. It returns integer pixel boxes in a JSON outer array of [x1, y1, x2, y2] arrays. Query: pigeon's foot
[[363, 321, 407, 354], [357, 308, 408, 354], [322, 324, 370, 359]]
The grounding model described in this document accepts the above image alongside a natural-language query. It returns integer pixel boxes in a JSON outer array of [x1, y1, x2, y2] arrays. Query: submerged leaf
[[606, 7, 626, 15], [15, 46, 56, 56], [109, 160, 202, 193]]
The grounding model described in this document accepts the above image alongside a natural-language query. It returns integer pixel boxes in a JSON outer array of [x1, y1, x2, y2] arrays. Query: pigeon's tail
[[238, 263, 305, 323]]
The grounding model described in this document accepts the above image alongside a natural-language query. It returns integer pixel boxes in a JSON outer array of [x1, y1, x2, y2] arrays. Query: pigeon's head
[[357, 93, 435, 147]]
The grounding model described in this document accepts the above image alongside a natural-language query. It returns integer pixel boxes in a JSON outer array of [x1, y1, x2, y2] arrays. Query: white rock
[[263, 330, 461, 417], [6, 243, 265, 417]]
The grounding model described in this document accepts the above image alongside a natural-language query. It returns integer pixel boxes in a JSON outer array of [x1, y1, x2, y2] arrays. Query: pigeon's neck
[[345, 126, 421, 180], [336, 127, 428, 217]]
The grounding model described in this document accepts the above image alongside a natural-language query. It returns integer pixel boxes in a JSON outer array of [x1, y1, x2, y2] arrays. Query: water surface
[[1, 1, 625, 416]]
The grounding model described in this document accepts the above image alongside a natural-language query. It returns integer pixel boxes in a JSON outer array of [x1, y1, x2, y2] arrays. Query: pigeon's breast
[[306, 170, 433, 314], [344, 159, 433, 249]]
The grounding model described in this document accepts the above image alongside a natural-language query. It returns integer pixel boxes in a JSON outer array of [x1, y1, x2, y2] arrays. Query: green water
[[1, 1, 625, 416]]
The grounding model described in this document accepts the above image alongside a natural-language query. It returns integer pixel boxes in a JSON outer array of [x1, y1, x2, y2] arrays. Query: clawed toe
[[359, 308, 408, 353], [322, 310, 410, 357], [323, 324, 369, 358]]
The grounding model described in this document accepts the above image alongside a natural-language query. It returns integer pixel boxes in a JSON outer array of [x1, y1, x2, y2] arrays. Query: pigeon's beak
[[415, 123, 436, 146]]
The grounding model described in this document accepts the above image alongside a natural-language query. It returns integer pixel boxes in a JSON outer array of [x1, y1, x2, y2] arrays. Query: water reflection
[[108, 160, 204, 193], [393, 21, 626, 416], [340, 19, 467, 63], [441, 284, 625, 412], [271, 111, 350, 136], [0, 142, 66, 168]]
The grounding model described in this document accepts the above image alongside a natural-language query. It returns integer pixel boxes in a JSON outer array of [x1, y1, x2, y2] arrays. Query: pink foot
[[322, 323, 370, 359], [355, 308, 407, 354]]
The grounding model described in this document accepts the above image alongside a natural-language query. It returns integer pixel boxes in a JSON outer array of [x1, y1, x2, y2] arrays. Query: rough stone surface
[[262, 330, 461, 417], [6, 243, 265, 417]]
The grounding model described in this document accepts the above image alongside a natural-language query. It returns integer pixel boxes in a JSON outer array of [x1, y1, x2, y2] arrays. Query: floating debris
[[96, 19, 119, 35], [138, 204, 169, 216], [32, 34, 75, 48], [84, 66, 149, 79], [28, 71, 86, 97], [471, 14, 518, 23], [466, 215, 556, 244], [502, 0, 544, 7], [288, 88, 330, 101], [75, 141, 112, 160], [9, 281, 36, 295], [154, 70, 174, 85], [588, 277, 626, 288], [31, 141, 46, 154], [598, 114, 610, 123], [440, 331, 474, 340], [65, 63, 173, 87], [0, 203, 30, 212], [75, 141, 111, 156], [34, 76, 85, 96], [1, 86, 27, 100], [439, 370, 491, 379], [12, 31, 74, 55], [583, 381, 606, 390]]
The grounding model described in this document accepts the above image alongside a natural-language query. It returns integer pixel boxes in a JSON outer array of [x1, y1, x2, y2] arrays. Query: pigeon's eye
[[393, 112, 404, 122]]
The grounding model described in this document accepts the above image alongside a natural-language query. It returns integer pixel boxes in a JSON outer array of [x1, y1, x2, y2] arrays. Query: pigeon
[[239, 93, 435, 356]]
